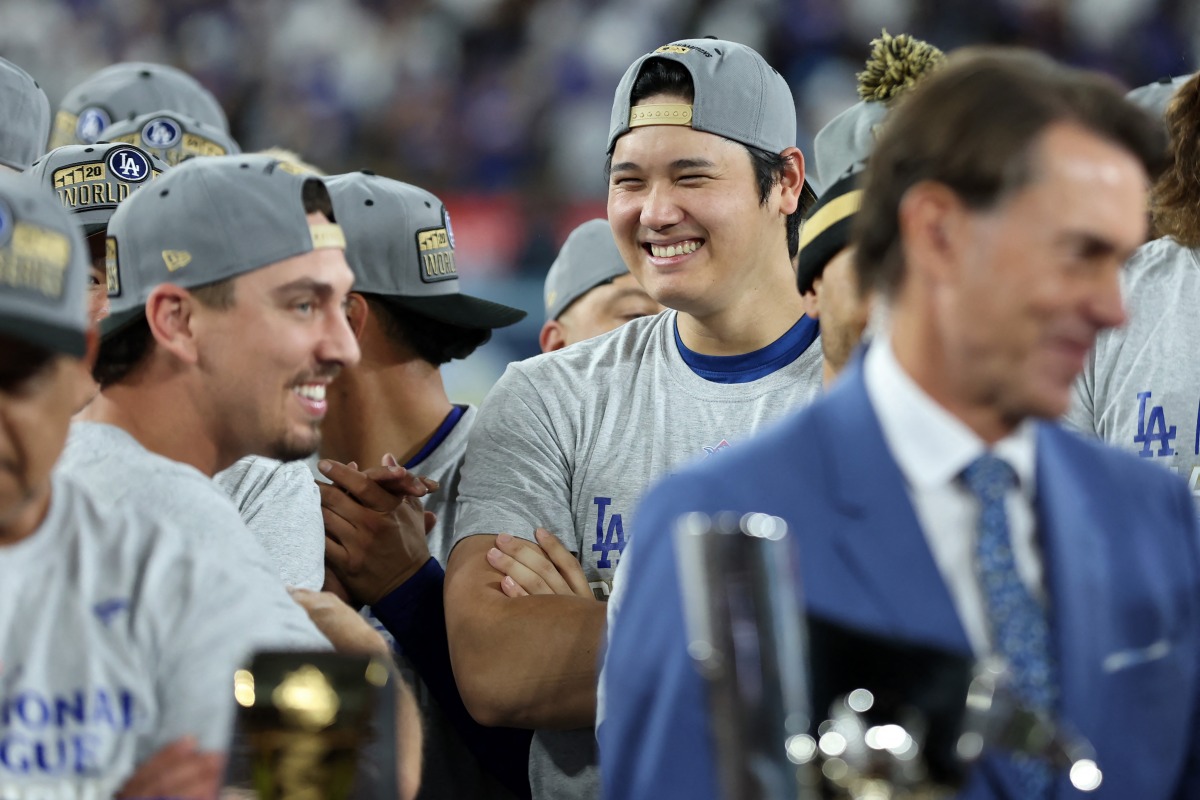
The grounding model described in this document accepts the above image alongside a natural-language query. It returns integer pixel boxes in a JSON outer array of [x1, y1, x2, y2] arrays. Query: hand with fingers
[[318, 455, 439, 606], [116, 737, 226, 800], [289, 587, 390, 656], [487, 528, 595, 599]]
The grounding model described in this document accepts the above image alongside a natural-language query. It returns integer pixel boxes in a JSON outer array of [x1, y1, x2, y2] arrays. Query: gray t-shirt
[[0, 471, 325, 796], [1067, 236, 1200, 509], [452, 310, 824, 799], [412, 405, 475, 566], [214, 456, 324, 590], [57, 421, 330, 651]]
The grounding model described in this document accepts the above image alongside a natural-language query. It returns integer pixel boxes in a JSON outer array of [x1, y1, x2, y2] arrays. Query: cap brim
[[99, 305, 146, 341], [380, 292, 527, 330], [0, 315, 86, 357]]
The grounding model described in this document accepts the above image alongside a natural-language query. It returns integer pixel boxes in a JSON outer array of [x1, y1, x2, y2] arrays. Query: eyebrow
[[270, 278, 337, 300], [609, 157, 719, 174]]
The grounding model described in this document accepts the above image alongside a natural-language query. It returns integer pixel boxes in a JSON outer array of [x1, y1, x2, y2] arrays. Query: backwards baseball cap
[[0, 57, 50, 172], [1126, 73, 1196, 122], [102, 154, 346, 339], [607, 39, 796, 156], [324, 171, 526, 330], [812, 31, 945, 193], [544, 219, 627, 321], [51, 62, 229, 149], [98, 110, 241, 166], [28, 143, 168, 236], [0, 172, 89, 356], [796, 169, 863, 295]]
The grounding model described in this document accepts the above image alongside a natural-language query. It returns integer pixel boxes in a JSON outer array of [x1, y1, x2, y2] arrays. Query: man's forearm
[[445, 534, 605, 730]]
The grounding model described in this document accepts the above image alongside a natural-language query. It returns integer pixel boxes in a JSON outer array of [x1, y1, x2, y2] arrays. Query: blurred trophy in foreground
[[223, 651, 399, 800], [674, 512, 1104, 800]]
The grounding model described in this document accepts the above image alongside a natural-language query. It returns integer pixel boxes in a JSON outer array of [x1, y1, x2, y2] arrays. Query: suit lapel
[[815, 364, 973, 656]]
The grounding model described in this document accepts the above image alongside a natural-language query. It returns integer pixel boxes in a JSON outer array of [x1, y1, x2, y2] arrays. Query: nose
[[639, 182, 685, 231], [317, 302, 361, 370]]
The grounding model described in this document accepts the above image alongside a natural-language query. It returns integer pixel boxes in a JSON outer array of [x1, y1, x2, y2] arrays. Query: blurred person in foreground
[[602, 48, 1198, 800], [0, 172, 301, 799], [444, 38, 823, 799], [1066, 71, 1200, 509], [539, 218, 663, 353]]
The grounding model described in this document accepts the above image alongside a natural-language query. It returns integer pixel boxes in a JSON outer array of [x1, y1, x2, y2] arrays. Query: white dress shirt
[[863, 337, 1045, 656]]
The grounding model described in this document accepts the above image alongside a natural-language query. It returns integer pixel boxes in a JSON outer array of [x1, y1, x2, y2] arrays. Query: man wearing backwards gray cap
[[539, 218, 662, 353], [50, 61, 229, 149], [0, 56, 50, 172], [0, 171, 317, 798], [444, 38, 823, 799]]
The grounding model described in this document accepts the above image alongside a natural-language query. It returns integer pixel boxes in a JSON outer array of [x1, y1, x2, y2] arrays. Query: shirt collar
[[864, 336, 1037, 495]]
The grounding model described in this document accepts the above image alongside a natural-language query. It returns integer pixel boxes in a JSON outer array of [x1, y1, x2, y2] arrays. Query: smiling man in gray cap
[[0, 56, 50, 173], [539, 218, 662, 353]]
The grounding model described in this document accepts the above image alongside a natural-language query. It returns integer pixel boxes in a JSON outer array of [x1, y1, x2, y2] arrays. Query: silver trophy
[[674, 512, 1104, 800]]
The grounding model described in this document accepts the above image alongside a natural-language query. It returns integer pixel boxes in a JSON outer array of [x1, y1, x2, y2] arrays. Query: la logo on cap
[[142, 117, 182, 149], [76, 106, 111, 144], [107, 147, 151, 183]]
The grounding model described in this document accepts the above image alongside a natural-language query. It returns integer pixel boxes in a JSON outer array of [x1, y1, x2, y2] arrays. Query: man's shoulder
[[506, 312, 669, 384]]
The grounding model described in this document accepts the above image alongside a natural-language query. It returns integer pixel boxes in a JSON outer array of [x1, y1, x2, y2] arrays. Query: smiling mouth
[[646, 239, 703, 258], [292, 383, 327, 403]]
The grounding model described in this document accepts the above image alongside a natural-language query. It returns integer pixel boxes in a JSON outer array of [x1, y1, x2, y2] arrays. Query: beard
[[265, 418, 323, 463]]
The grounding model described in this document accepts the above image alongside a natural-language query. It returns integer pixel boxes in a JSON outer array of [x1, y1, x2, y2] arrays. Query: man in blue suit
[[600, 49, 1200, 799]]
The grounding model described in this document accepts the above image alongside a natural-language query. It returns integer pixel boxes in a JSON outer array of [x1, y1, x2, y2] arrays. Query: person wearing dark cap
[[540, 218, 662, 352], [0, 56, 50, 173], [797, 169, 872, 385], [50, 61, 229, 149], [445, 39, 824, 800], [99, 109, 242, 166], [0, 170, 325, 798]]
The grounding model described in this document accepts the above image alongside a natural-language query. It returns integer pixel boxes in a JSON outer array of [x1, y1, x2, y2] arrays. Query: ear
[[776, 146, 806, 216], [144, 284, 200, 364], [896, 181, 968, 286], [799, 277, 822, 319], [345, 292, 370, 341], [539, 320, 568, 353]]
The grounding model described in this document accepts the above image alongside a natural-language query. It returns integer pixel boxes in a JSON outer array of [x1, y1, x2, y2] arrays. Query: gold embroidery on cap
[[416, 226, 456, 283], [162, 250, 192, 272], [628, 103, 694, 129], [106, 238, 120, 295], [181, 133, 227, 159], [0, 222, 70, 298], [654, 45, 691, 55], [546, 290, 557, 309], [310, 223, 346, 250], [49, 110, 79, 149], [798, 190, 864, 251]]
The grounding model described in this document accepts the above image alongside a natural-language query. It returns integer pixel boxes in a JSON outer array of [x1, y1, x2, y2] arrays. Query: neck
[[676, 255, 806, 356], [77, 380, 227, 476], [0, 484, 52, 547], [888, 297, 1014, 445], [321, 358, 453, 470]]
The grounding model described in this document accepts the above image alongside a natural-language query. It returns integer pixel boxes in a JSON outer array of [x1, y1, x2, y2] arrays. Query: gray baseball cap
[[51, 62, 229, 149], [607, 39, 796, 155], [544, 219, 627, 322], [102, 154, 347, 339], [797, 168, 863, 294], [98, 109, 241, 166], [324, 171, 525, 330], [0, 57, 50, 172], [0, 172, 89, 356], [810, 100, 886, 195], [28, 143, 169, 236], [1126, 74, 1196, 122]]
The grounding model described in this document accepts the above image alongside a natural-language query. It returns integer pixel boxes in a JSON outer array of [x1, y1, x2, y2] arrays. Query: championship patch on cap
[[106, 146, 152, 183], [415, 213, 457, 284], [141, 116, 182, 149], [0, 215, 73, 300], [75, 106, 111, 144]]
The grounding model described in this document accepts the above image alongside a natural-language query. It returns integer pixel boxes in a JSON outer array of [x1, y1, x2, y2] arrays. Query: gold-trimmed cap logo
[[162, 250, 191, 272], [106, 238, 120, 296], [629, 103, 694, 129], [0, 203, 72, 300], [416, 225, 457, 283]]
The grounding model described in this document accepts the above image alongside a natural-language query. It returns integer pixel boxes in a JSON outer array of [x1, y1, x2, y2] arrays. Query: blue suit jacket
[[600, 362, 1200, 799]]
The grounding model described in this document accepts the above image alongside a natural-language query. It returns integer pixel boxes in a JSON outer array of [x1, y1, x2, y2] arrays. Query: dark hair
[[855, 48, 1169, 297], [1151, 73, 1200, 246], [363, 295, 490, 366], [606, 58, 811, 258], [301, 177, 336, 221]]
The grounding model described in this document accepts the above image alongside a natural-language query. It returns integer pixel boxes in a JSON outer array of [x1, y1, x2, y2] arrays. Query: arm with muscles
[[445, 374, 607, 729], [598, 474, 722, 800]]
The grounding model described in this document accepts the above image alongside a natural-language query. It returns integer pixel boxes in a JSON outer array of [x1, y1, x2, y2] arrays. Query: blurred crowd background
[[1, 0, 1196, 400]]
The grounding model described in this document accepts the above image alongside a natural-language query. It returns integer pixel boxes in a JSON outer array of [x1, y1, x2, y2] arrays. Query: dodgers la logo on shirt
[[140, 117, 182, 149], [105, 148, 150, 183], [74, 108, 110, 145]]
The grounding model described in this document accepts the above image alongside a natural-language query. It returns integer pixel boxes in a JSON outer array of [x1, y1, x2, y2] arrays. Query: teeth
[[649, 240, 700, 258], [294, 384, 326, 401]]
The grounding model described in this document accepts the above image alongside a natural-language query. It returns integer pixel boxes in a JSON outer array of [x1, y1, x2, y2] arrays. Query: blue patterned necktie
[[960, 453, 1057, 798]]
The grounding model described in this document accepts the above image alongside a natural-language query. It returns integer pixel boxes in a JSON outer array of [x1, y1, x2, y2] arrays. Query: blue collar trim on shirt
[[673, 315, 820, 384], [404, 405, 468, 470]]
